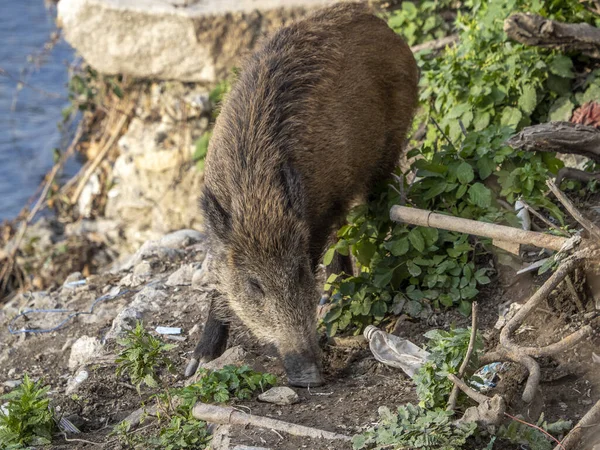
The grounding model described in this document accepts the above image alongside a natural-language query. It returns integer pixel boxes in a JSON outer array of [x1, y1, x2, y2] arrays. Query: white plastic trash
[[364, 325, 430, 378], [155, 326, 182, 335]]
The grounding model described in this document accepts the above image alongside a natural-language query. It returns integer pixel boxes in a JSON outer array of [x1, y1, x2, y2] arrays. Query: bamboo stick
[[390, 206, 567, 251]]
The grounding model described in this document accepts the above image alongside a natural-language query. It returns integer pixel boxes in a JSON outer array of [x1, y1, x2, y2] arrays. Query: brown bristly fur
[[193, 2, 419, 385]]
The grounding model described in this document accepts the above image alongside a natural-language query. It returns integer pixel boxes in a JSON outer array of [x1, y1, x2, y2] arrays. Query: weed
[[497, 414, 572, 450], [115, 322, 177, 393], [414, 327, 483, 408], [352, 403, 477, 450], [0, 374, 55, 449]]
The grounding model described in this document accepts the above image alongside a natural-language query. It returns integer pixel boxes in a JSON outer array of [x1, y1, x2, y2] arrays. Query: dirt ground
[[0, 236, 599, 450]]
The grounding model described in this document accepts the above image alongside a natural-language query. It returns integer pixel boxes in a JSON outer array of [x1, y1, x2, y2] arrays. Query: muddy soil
[[0, 233, 599, 450]]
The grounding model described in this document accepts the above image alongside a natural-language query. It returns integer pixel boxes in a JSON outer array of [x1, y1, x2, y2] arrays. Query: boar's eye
[[247, 278, 265, 297]]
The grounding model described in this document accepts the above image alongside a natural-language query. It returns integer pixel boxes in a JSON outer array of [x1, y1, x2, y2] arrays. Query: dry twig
[[547, 179, 600, 242], [192, 403, 351, 441], [447, 302, 478, 411]]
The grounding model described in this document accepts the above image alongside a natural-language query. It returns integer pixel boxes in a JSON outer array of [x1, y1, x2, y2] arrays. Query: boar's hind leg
[[184, 295, 230, 377]]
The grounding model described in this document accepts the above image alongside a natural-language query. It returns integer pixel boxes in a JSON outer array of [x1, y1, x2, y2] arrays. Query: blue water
[[0, 0, 77, 221]]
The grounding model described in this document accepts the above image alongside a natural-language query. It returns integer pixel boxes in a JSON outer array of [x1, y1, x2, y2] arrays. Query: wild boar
[[186, 2, 419, 386]]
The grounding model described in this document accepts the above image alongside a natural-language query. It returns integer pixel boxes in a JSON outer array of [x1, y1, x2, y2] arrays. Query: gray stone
[[191, 267, 206, 290], [57, 0, 335, 83], [258, 386, 299, 405], [133, 261, 152, 277], [159, 229, 205, 249], [65, 369, 89, 395], [2, 380, 22, 389], [69, 336, 103, 370], [167, 264, 196, 286], [105, 285, 167, 339]]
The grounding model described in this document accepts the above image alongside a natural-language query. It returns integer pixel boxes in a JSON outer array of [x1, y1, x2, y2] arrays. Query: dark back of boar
[[192, 2, 418, 386]]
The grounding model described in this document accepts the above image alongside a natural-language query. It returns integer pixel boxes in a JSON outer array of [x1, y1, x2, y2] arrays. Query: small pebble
[[258, 386, 299, 406]]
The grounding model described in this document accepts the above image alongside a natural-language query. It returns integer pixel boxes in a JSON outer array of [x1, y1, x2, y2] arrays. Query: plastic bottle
[[363, 325, 430, 378]]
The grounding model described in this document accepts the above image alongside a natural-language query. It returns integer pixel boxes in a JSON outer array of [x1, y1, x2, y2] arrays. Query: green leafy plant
[[173, 365, 277, 410], [115, 321, 177, 393], [352, 403, 477, 450], [414, 327, 483, 408], [150, 416, 211, 450], [0, 374, 55, 449], [386, 0, 454, 46], [497, 414, 572, 450], [321, 178, 493, 336]]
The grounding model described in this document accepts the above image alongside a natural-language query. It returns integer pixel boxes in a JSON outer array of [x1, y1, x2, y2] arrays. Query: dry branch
[[447, 302, 478, 411], [192, 403, 352, 441], [547, 179, 600, 242], [504, 13, 600, 58], [506, 122, 600, 164], [410, 35, 459, 53], [555, 398, 600, 450], [555, 167, 600, 186], [389, 205, 568, 251]]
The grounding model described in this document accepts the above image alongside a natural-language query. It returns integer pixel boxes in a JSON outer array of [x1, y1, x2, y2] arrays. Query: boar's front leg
[[185, 291, 230, 377]]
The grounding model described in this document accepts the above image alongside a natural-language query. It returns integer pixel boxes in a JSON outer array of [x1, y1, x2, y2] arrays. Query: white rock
[[69, 336, 103, 370], [258, 386, 299, 405], [166, 264, 196, 286], [57, 0, 335, 83], [66, 369, 89, 395]]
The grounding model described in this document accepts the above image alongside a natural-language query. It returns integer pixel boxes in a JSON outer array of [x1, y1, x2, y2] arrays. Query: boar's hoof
[[286, 363, 325, 388], [185, 358, 200, 378]]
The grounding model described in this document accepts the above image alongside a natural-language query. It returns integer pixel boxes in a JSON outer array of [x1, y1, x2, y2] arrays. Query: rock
[[2, 380, 22, 389], [57, 0, 335, 83], [166, 264, 196, 286], [158, 229, 205, 249], [105, 285, 167, 339], [133, 261, 152, 277], [191, 267, 206, 290], [69, 336, 103, 370], [66, 369, 89, 395], [258, 386, 299, 405], [203, 346, 247, 371], [77, 171, 102, 217]]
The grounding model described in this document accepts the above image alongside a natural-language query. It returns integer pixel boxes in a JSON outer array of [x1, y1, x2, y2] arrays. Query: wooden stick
[[447, 374, 490, 405], [447, 302, 478, 411], [519, 199, 570, 237], [192, 403, 351, 441], [389, 205, 568, 251], [554, 398, 600, 450], [547, 179, 600, 242], [410, 35, 459, 53]]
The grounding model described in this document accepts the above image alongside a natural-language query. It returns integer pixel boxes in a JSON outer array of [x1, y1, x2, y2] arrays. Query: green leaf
[[548, 97, 575, 121], [424, 181, 448, 200], [355, 241, 377, 266], [193, 132, 212, 161], [500, 106, 522, 127], [409, 228, 425, 252], [458, 301, 472, 316], [549, 55, 574, 78], [477, 156, 495, 180], [374, 270, 394, 288], [407, 261, 422, 277], [473, 111, 491, 131], [518, 84, 537, 115], [456, 184, 468, 199], [323, 247, 336, 266], [456, 162, 475, 184], [468, 183, 492, 208], [386, 237, 410, 256]]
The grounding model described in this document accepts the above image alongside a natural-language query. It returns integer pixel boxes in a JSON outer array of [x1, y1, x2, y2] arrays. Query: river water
[[0, 0, 77, 221]]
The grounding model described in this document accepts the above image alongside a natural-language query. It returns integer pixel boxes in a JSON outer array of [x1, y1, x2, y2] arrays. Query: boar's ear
[[201, 187, 231, 242], [280, 161, 305, 218]]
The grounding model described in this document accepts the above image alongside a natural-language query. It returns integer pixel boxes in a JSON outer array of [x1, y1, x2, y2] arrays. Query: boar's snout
[[283, 350, 324, 387]]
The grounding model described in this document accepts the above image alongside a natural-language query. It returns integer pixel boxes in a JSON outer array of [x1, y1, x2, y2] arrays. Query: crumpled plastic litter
[[363, 325, 430, 378], [471, 362, 507, 392]]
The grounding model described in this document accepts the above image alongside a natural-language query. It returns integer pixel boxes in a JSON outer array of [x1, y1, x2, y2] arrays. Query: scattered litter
[[8, 286, 130, 335], [471, 362, 507, 392], [494, 302, 522, 330], [363, 325, 429, 378], [516, 258, 550, 275], [155, 326, 182, 335], [165, 335, 187, 342], [515, 199, 531, 231], [58, 416, 81, 434], [63, 279, 87, 289]]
